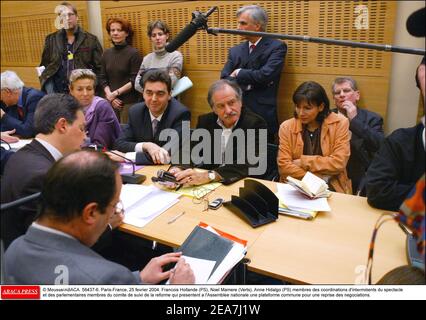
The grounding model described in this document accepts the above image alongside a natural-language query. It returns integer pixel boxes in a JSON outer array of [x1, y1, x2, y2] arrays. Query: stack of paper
[[169, 222, 247, 284], [1, 139, 32, 150], [276, 183, 331, 220], [120, 184, 180, 228]]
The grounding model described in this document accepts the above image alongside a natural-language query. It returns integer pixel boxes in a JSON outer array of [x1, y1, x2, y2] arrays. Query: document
[[120, 184, 180, 228], [174, 223, 247, 284], [287, 171, 331, 199], [171, 76, 193, 97], [277, 183, 331, 212], [173, 182, 221, 198]]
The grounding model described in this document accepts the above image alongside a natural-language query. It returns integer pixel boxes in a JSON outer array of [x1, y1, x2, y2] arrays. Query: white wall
[[87, 0, 103, 44], [386, 1, 425, 134]]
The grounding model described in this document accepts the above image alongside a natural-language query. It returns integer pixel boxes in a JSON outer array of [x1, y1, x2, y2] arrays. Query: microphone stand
[[207, 28, 425, 56], [107, 149, 146, 185]]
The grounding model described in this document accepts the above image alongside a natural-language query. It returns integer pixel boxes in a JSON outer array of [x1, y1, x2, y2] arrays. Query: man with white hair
[[1, 71, 45, 137], [221, 5, 286, 143]]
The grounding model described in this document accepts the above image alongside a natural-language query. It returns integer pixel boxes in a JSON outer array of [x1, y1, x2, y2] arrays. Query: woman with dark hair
[[134, 20, 183, 93], [277, 81, 352, 194], [98, 17, 142, 123]]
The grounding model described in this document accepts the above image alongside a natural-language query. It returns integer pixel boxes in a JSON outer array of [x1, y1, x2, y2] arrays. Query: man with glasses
[[1, 71, 45, 138], [4, 150, 194, 285], [331, 76, 384, 195], [1, 94, 91, 249], [39, 2, 103, 94]]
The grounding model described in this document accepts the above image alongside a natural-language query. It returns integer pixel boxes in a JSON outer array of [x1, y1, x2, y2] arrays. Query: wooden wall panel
[[100, 0, 396, 126], [1, 1, 89, 88]]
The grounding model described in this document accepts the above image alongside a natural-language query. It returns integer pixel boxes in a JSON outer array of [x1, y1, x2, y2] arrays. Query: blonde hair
[[69, 69, 97, 87]]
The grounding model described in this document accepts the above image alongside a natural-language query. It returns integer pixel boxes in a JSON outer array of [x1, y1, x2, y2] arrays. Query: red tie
[[250, 44, 256, 54], [17, 106, 24, 120]]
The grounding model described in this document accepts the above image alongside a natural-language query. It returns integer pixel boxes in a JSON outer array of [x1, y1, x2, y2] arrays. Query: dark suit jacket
[[114, 98, 191, 164], [221, 38, 287, 134], [5, 226, 141, 285], [1, 139, 55, 248], [366, 122, 425, 211], [190, 108, 267, 185], [332, 108, 384, 193], [1, 87, 45, 137]]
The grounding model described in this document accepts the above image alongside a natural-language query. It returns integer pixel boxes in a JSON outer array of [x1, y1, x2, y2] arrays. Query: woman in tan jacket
[[278, 81, 352, 194]]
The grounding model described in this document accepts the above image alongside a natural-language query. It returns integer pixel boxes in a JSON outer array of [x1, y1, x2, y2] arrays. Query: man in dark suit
[[113, 69, 190, 165], [1, 71, 45, 137], [1, 94, 87, 249], [331, 76, 384, 195], [170, 79, 267, 186], [4, 150, 194, 285], [366, 57, 425, 212], [221, 5, 286, 143]]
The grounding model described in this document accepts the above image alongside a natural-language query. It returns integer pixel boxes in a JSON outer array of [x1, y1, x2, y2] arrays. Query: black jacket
[[190, 108, 267, 185], [114, 98, 191, 164], [366, 122, 425, 211]]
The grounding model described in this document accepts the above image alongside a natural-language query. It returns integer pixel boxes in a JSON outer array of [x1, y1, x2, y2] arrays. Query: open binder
[[167, 222, 247, 284], [224, 179, 279, 227]]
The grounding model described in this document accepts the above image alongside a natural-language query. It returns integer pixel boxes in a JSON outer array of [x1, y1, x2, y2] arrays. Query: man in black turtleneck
[[39, 2, 103, 94]]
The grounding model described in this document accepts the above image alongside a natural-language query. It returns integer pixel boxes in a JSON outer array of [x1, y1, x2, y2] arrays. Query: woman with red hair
[[99, 17, 142, 123]]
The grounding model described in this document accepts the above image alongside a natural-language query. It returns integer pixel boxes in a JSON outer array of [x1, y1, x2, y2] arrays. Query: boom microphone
[[165, 6, 217, 53]]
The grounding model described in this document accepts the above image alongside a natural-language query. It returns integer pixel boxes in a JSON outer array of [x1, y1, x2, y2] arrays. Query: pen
[[167, 211, 185, 224]]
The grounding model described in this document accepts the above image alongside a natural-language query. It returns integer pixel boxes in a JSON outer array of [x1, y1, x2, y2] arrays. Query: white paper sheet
[[277, 183, 331, 212]]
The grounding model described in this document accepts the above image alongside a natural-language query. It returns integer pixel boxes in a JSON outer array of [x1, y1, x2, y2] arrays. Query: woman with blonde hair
[[69, 69, 121, 149]]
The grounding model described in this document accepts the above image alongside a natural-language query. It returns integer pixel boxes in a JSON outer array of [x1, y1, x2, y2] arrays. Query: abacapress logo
[[1, 286, 40, 299]]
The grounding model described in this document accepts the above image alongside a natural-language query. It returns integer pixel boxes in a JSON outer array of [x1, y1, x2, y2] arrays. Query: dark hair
[[292, 81, 331, 123], [106, 17, 134, 45], [147, 20, 171, 37], [376, 265, 425, 285], [60, 2, 77, 15], [40, 150, 119, 222], [140, 69, 172, 93], [34, 94, 83, 135], [207, 79, 243, 108]]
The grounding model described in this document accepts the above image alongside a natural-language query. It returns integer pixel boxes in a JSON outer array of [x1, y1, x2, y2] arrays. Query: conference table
[[119, 165, 407, 284]]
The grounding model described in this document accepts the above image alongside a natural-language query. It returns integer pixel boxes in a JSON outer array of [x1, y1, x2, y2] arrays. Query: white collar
[[149, 111, 164, 122], [216, 117, 238, 130], [32, 222, 76, 240], [249, 38, 262, 47], [35, 138, 63, 161]]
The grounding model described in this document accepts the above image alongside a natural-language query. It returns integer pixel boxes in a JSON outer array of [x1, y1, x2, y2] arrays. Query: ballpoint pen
[[167, 211, 185, 224]]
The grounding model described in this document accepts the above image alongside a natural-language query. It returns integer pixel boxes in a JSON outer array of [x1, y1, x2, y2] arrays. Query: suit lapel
[[247, 38, 267, 63]]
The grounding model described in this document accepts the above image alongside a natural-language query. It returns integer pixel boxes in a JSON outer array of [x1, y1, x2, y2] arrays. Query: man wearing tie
[[221, 5, 287, 143], [113, 69, 190, 164], [1, 71, 45, 138]]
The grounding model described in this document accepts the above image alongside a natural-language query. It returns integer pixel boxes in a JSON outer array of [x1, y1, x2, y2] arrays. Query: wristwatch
[[208, 170, 216, 182]]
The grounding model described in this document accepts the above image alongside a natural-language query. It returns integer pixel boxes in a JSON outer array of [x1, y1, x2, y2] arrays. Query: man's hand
[[173, 168, 210, 186], [341, 100, 358, 120], [140, 252, 194, 284], [1, 129, 19, 143], [169, 257, 195, 285], [108, 210, 124, 229], [143, 142, 170, 164]]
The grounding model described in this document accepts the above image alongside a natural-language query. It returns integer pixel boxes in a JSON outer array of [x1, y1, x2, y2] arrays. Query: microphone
[[165, 6, 217, 52], [87, 144, 146, 185]]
